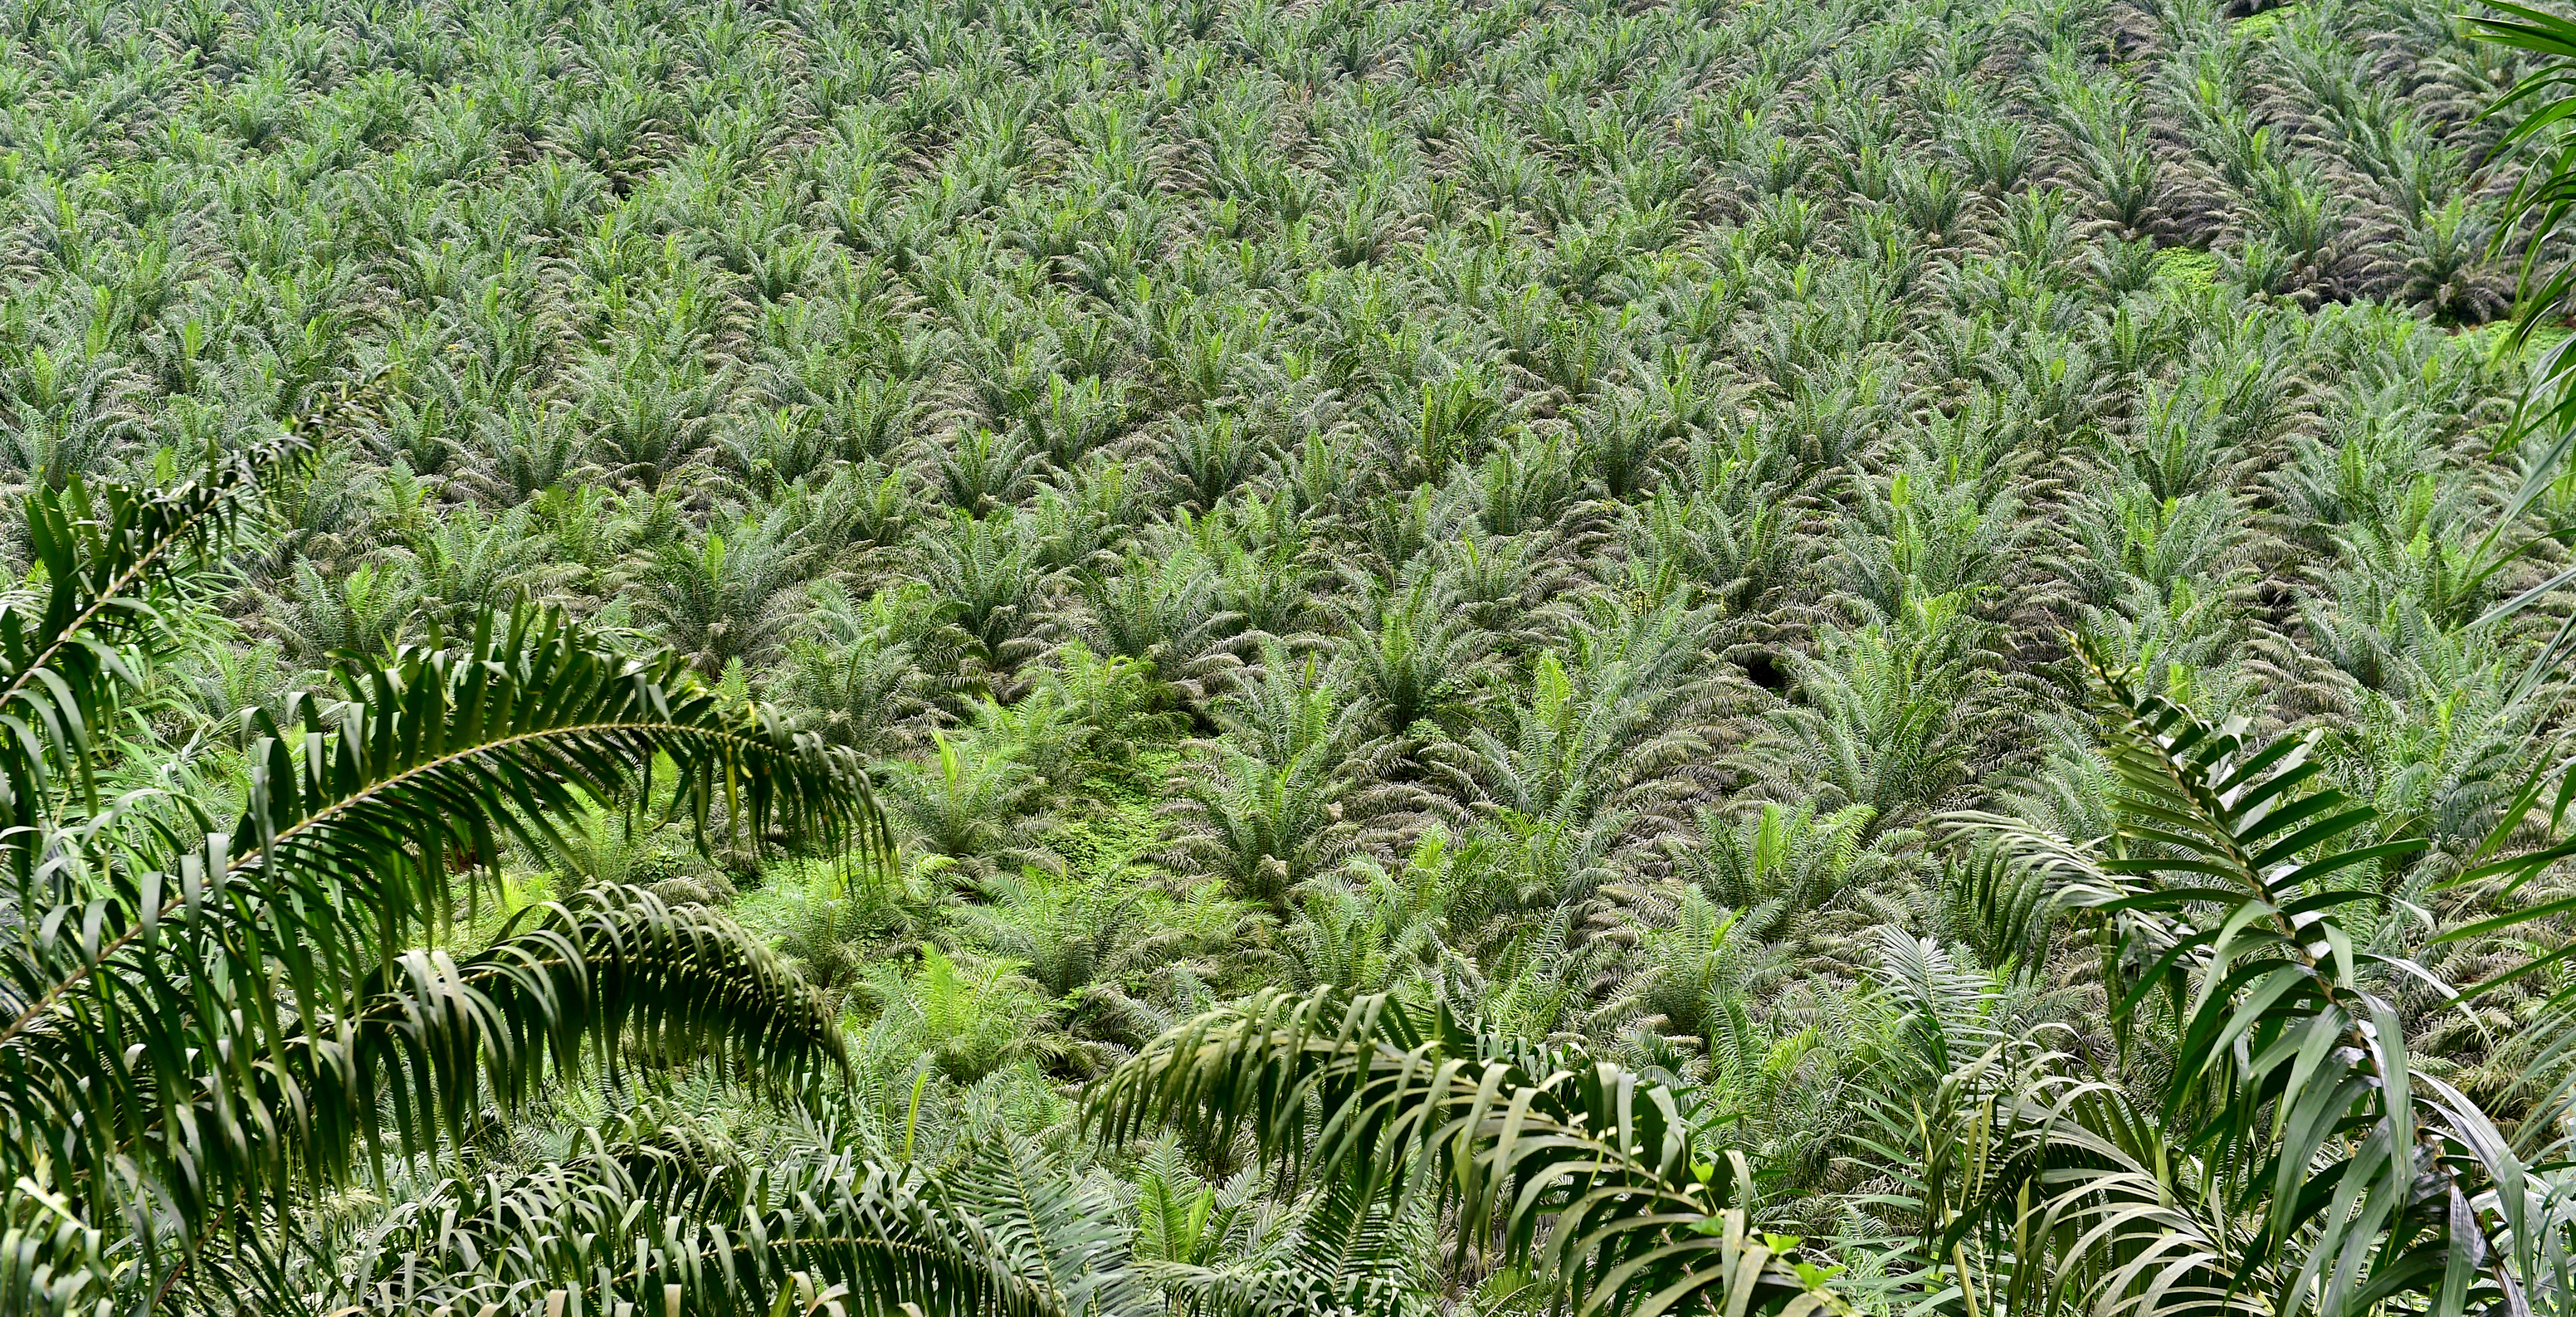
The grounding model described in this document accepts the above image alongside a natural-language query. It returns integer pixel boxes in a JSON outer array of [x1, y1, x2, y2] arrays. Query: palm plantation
[[8, 0, 2576, 1310]]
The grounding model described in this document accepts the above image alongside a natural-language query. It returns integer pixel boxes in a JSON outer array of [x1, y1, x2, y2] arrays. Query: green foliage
[[1090, 988, 1851, 1317], [0, 442, 888, 1310], [2, 0, 2566, 1308], [1935, 643, 2525, 1317], [857, 944, 1056, 1083]]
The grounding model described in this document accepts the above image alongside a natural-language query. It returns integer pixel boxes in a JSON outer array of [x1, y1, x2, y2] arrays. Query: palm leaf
[[320, 885, 845, 1168], [1943, 638, 2520, 1317], [334, 1115, 1042, 1317], [0, 437, 305, 840], [2465, 2, 2576, 686], [1090, 988, 1849, 1317], [1141, 1176, 1426, 1317], [942, 1132, 1151, 1317], [0, 602, 888, 1292]]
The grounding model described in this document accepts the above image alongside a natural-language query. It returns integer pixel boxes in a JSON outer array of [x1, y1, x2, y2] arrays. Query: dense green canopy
[[6, 0, 2576, 1309]]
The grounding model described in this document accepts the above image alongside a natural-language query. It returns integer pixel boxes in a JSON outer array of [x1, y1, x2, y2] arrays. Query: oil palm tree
[[1101, 641, 2576, 1317], [0, 435, 894, 1311], [1930, 639, 2545, 1317], [1088, 986, 1851, 1317]]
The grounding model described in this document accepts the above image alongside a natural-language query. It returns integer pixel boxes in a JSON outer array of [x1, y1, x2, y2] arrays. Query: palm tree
[[1088, 986, 1849, 1317], [1098, 641, 2576, 1317], [1927, 641, 2541, 1317], [0, 436, 897, 1311]]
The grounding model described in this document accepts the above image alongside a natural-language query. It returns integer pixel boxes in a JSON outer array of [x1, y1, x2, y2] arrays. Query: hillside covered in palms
[[4, 0, 2576, 1309]]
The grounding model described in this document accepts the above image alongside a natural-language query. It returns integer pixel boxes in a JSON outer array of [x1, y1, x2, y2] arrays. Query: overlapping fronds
[[338, 1136, 1012, 1316], [0, 437, 305, 841], [2469, 0, 2576, 682], [1140, 1177, 1427, 1317], [232, 603, 876, 927], [2433, 744, 2576, 1154], [337, 886, 846, 1155], [940, 1131, 1150, 1317], [1942, 639, 2523, 1317], [334, 1120, 1139, 1317], [1090, 988, 1849, 1317], [0, 446, 889, 1303], [0, 608, 880, 1223]]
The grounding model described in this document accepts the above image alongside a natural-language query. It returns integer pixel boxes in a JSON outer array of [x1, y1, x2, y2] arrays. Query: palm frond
[[943, 1131, 1151, 1317], [1090, 988, 1850, 1317], [335, 1117, 1041, 1316], [0, 605, 886, 1280], [0, 436, 305, 837], [330, 885, 844, 1163], [1942, 637, 2520, 1317]]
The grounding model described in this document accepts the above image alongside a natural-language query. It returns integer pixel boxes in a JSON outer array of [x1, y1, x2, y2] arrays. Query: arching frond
[[0, 436, 306, 839], [334, 1124, 1036, 1317], [1090, 988, 1851, 1317], [0, 606, 886, 1289], [1942, 638, 2521, 1317], [331, 885, 846, 1159]]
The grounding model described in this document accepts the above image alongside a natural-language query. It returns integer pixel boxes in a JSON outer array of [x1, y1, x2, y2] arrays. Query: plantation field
[[7, 0, 2576, 1307]]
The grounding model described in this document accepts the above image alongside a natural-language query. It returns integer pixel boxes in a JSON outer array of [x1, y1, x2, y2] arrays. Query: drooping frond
[[1090, 988, 1850, 1317], [330, 885, 846, 1161], [242, 605, 878, 882], [0, 605, 887, 1281], [0, 436, 306, 839], [1942, 637, 2521, 1317], [2471, 0, 2576, 646], [334, 1120, 1043, 1317]]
